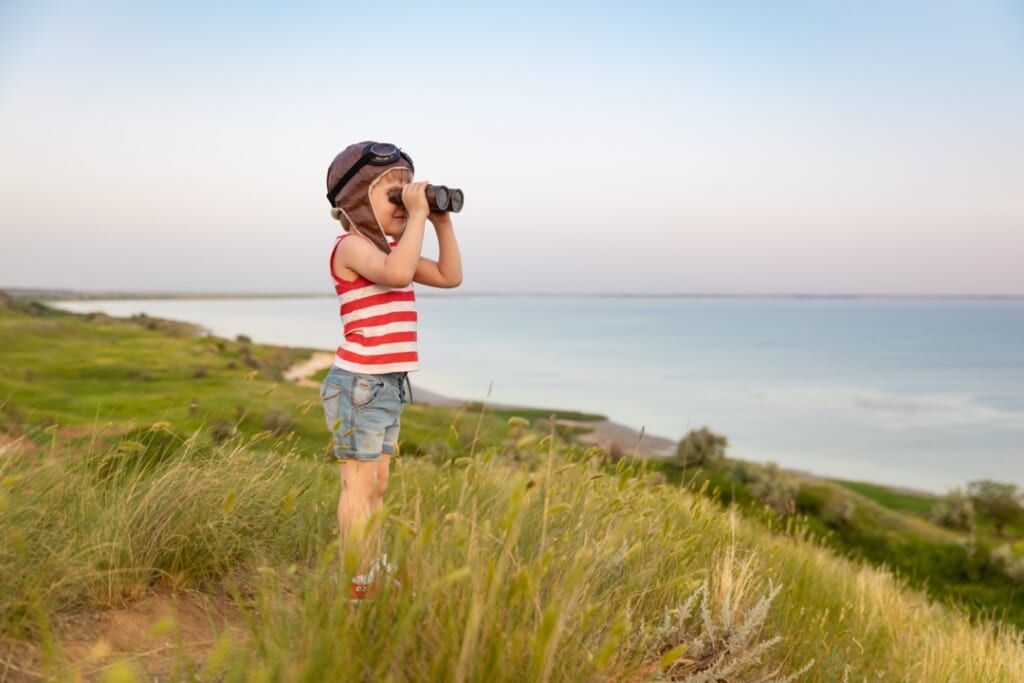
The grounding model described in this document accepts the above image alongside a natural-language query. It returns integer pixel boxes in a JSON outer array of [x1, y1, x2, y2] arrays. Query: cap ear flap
[[330, 207, 353, 232]]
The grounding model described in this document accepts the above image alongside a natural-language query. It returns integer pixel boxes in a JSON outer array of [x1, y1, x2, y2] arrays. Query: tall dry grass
[[2, 425, 1022, 682]]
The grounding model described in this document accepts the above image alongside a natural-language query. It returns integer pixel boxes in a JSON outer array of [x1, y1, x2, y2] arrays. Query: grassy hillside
[[1, 296, 1023, 681], [0, 295, 513, 463], [650, 454, 1024, 630]]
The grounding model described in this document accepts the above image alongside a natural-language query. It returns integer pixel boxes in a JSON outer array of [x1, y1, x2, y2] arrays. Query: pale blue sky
[[1, 1, 1022, 294]]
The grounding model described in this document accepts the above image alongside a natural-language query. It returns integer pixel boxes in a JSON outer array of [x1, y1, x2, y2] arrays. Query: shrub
[[724, 459, 758, 485], [749, 462, 799, 516], [128, 313, 193, 335], [991, 544, 1024, 586], [636, 542, 814, 682], [823, 499, 857, 527], [967, 480, 1023, 534], [22, 301, 47, 317], [931, 488, 976, 531], [673, 427, 727, 469], [794, 485, 828, 516], [262, 408, 293, 435], [209, 419, 236, 444], [241, 350, 261, 370]]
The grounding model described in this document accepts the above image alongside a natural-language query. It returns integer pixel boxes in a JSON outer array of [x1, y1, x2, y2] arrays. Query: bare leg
[[370, 452, 391, 557], [371, 452, 390, 515], [338, 459, 379, 576]]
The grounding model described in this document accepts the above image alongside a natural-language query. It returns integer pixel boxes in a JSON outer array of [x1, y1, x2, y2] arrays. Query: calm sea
[[53, 296, 1024, 493]]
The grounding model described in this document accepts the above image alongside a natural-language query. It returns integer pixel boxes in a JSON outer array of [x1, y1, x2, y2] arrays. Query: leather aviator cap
[[326, 141, 414, 254]]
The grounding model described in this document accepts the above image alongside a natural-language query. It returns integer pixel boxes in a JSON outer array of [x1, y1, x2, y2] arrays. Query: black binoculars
[[387, 184, 464, 213]]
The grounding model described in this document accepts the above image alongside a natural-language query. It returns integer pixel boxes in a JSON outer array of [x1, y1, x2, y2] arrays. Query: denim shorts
[[319, 366, 410, 462]]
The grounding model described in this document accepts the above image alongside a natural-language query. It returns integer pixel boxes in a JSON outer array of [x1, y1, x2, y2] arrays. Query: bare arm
[[414, 212, 463, 288], [335, 182, 430, 288]]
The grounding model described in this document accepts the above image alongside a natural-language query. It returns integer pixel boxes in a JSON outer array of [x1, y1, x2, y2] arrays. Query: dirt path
[[282, 351, 335, 387], [1, 589, 244, 681]]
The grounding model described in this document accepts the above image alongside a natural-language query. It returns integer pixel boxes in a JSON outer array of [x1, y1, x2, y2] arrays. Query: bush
[[636, 543, 814, 682], [931, 488, 976, 531], [209, 419, 236, 444], [991, 544, 1024, 586], [673, 427, 727, 469], [794, 484, 828, 516], [262, 408, 293, 435], [967, 480, 1023, 534], [241, 349, 261, 370], [749, 462, 799, 516], [724, 459, 758, 485], [822, 499, 857, 527]]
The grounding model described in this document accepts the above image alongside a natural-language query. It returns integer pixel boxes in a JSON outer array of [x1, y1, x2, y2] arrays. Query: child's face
[[370, 169, 412, 237]]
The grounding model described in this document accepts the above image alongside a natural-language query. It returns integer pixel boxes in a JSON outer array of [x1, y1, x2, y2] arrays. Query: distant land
[[4, 287, 1023, 301], [2, 288, 327, 301]]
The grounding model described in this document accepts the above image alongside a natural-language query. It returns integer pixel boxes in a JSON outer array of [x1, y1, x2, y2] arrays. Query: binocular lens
[[432, 186, 449, 211], [449, 189, 464, 213]]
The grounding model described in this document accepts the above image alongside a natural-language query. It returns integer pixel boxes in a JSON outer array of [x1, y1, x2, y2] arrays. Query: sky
[[1, 0, 1022, 296]]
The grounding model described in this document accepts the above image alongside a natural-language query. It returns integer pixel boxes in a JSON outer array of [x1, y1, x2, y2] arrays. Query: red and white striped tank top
[[330, 235, 419, 374]]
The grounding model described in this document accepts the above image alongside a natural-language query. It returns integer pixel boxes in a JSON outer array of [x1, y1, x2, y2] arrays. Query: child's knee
[[375, 474, 389, 498], [340, 464, 377, 498]]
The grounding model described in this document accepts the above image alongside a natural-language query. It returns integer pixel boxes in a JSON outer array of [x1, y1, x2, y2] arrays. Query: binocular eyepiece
[[387, 184, 464, 213]]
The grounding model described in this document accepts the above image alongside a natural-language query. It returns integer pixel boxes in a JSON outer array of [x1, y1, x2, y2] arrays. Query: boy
[[321, 141, 462, 600]]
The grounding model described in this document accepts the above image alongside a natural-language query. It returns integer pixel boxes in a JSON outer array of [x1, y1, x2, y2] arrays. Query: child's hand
[[401, 181, 430, 217], [428, 211, 453, 229]]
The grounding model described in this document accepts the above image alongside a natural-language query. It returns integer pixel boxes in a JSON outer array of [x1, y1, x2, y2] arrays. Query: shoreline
[[280, 355, 940, 495], [282, 355, 938, 495], [40, 295, 971, 495], [283, 351, 677, 459]]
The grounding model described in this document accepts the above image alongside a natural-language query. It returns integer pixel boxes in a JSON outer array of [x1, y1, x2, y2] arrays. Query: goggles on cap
[[326, 142, 415, 206]]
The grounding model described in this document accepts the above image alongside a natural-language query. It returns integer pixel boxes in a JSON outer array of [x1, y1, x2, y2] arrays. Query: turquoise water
[[54, 296, 1024, 493]]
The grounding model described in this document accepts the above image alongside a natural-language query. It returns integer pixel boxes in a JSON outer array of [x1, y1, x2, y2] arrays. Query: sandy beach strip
[[282, 352, 336, 387]]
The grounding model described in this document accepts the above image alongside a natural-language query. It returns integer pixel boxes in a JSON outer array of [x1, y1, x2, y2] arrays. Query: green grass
[[0, 306, 320, 447], [829, 476, 1024, 544], [0, 301, 531, 466], [829, 477, 939, 516], [463, 402, 607, 423], [2, 295, 1024, 681]]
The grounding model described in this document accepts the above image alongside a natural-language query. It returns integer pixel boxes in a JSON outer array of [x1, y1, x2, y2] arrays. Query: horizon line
[[5, 286, 1024, 301]]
